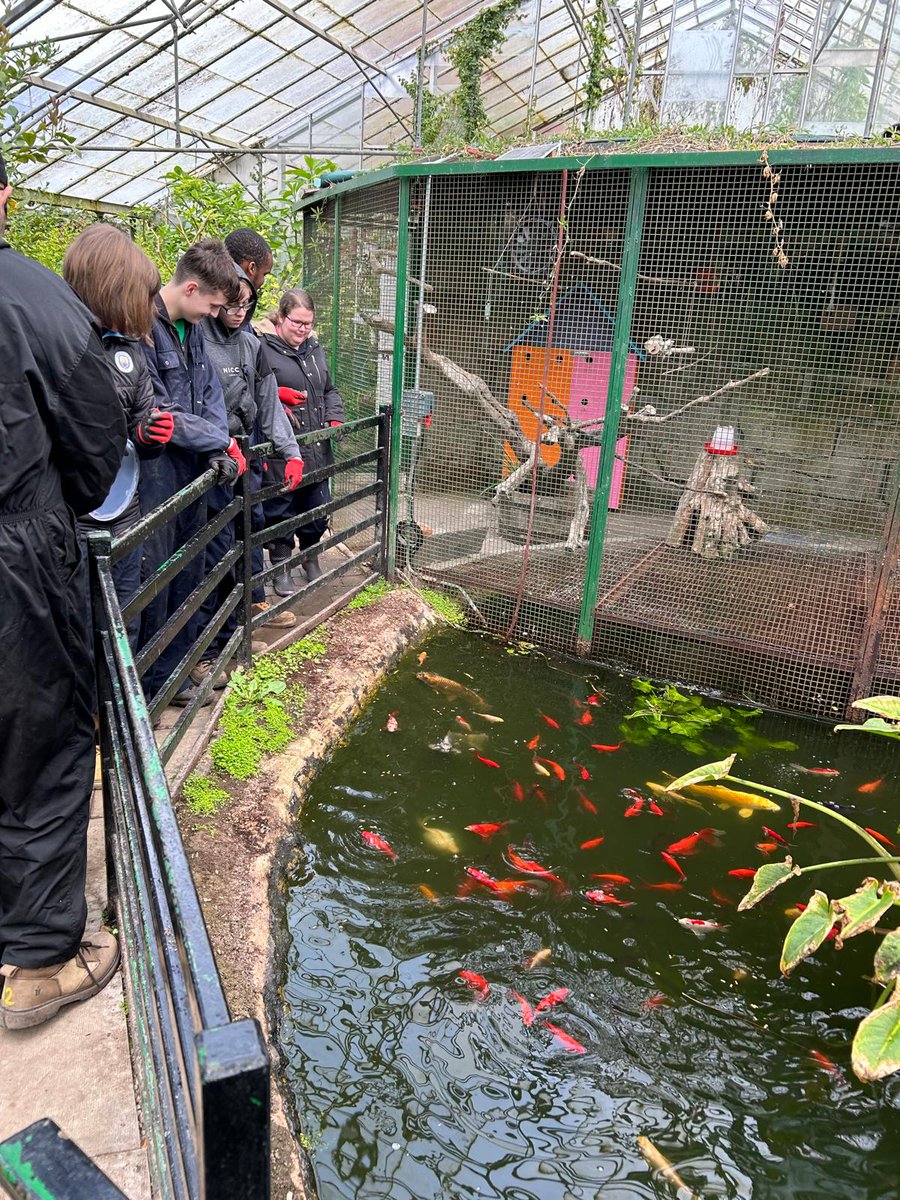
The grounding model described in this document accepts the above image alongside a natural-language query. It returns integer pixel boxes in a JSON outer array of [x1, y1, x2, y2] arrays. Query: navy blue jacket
[[143, 295, 229, 456]]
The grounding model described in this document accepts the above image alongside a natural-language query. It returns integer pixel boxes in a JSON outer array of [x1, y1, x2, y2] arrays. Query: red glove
[[136, 408, 174, 446], [283, 458, 304, 491], [329, 420, 342, 427], [225, 437, 247, 477], [279, 387, 306, 406]]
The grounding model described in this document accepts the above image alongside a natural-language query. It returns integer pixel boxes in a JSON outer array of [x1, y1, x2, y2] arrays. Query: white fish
[[473, 713, 504, 724], [678, 917, 728, 935], [422, 826, 460, 855]]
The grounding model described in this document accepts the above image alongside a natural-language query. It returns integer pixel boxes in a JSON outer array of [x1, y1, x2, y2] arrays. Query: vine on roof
[[447, 0, 523, 142], [1, 25, 75, 178]]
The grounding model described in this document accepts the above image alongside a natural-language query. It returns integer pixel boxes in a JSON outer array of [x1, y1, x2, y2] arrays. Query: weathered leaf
[[834, 717, 900, 740], [665, 754, 736, 793], [833, 879, 900, 947], [852, 987, 900, 1082], [780, 891, 835, 975], [737, 858, 800, 911], [850, 695, 900, 721], [874, 929, 900, 984]]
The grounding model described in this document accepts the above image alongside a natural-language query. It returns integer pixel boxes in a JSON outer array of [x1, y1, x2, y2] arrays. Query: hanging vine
[[582, 1, 627, 128], [448, 0, 523, 142]]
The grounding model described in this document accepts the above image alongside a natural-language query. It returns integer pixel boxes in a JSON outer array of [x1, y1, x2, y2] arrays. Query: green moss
[[419, 587, 466, 627], [182, 774, 231, 816], [347, 579, 394, 610]]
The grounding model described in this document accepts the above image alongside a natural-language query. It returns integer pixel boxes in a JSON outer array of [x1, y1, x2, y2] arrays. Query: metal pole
[[413, 175, 432, 391], [526, 0, 543, 137], [415, 0, 429, 147], [331, 195, 342, 381], [576, 166, 649, 654], [798, 0, 827, 129], [659, 0, 681, 118], [865, 0, 899, 136], [724, 0, 747, 127], [376, 406, 392, 575], [172, 19, 181, 149], [386, 178, 411, 580], [238, 435, 253, 668], [359, 83, 366, 168], [623, 0, 644, 125], [762, 0, 785, 126]]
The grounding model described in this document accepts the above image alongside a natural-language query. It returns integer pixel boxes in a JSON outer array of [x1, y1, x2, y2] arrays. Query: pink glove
[[225, 437, 247, 477], [283, 458, 304, 492], [329, 420, 342, 427]]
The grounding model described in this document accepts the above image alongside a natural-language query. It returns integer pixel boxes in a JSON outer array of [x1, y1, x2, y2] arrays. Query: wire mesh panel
[[404, 167, 633, 656]]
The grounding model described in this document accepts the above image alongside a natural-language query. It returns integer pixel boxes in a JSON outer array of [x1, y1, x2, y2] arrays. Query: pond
[[277, 628, 900, 1199]]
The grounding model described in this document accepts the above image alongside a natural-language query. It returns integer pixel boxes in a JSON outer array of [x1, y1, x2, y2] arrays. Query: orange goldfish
[[660, 851, 686, 878], [465, 822, 509, 840], [665, 828, 721, 857], [361, 831, 397, 859], [534, 987, 569, 1015], [859, 778, 884, 794], [580, 836, 605, 850], [544, 1022, 586, 1053], [537, 757, 566, 780], [512, 991, 534, 1025], [539, 712, 560, 729], [459, 970, 489, 998]]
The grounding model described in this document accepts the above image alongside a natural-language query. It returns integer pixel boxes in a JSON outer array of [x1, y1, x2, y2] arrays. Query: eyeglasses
[[223, 301, 252, 314], [284, 314, 314, 329]]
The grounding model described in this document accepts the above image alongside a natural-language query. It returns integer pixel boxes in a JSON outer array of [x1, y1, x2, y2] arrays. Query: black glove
[[208, 451, 240, 485]]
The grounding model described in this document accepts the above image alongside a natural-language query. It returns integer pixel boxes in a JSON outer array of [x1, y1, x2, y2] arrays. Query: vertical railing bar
[[238, 434, 254, 669], [331, 196, 342, 380], [387, 177, 411, 579]]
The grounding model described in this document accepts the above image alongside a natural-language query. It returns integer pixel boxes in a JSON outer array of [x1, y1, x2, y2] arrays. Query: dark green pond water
[[278, 629, 900, 1200]]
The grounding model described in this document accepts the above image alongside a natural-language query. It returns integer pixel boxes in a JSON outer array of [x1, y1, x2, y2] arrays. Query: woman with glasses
[[259, 288, 344, 595]]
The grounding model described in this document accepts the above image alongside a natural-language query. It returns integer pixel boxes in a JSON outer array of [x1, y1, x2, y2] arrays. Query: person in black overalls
[[0, 150, 126, 1029], [259, 289, 345, 595]]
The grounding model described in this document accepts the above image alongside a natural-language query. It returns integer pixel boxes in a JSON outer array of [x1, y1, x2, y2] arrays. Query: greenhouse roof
[[5, 0, 900, 209]]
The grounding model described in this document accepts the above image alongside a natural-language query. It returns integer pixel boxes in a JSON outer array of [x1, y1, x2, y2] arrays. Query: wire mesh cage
[[304, 152, 900, 718]]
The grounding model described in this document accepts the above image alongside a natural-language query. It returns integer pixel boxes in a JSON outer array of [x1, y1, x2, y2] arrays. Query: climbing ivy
[[400, 74, 448, 150], [583, 1, 627, 127], [447, 0, 522, 142]]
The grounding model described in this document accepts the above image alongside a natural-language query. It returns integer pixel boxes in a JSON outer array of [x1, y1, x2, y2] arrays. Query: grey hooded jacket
[[201, 316, 301, 460]]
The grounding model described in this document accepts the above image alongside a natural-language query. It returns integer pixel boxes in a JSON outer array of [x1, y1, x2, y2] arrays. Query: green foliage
[[621, 679, 792, 756], [182, 774, 231, 816], [0, 26, 76, 178], [836, 695, 900, 740], [447, 1, 522, 141], [852, 985, 900, 1082], [347, 580, 395, 610], [419, 587, 466, 627], [400, 75, 448, 150], [227, 668, 287, 706], [5, 201, 100, 271], [736, 858, 799, 910], [583, 2, 627, 124]]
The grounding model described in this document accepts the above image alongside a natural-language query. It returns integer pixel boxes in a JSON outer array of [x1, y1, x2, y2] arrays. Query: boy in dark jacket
[[139, 239, 246, 705]]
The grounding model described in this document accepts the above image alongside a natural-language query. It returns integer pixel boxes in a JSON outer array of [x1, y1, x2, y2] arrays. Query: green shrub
[[182, 774, 231, 816], [419, 587, 465, 627], [347, 579, 394, 610]]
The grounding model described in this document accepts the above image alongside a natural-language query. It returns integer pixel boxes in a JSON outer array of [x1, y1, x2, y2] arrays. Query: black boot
[[272, 563, 296, 597], [304, 553, 322, 582]]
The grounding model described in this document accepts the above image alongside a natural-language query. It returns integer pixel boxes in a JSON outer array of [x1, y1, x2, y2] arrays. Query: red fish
[[794, 765, 840, 776], [466, 822, 508, 839], [756, 841, 778, 854], [787, 821, 817, 830], [623, 788, 644, 803], [534, 987, 570, 1015], [512, 991, 534, 1026], [576, 710, 593, 726], [578, 791, 599, 815], [361, 830, 397, 859], [532, 786, 548, 804], [586, 693, 603, 706], [527, 734, 541, 750], [624, 798, 645, 818], [580, 836, 605, 850], [585, 889, 632, 906], [728, 868, 756, 878], [385, 711, 399, 732], [537, 757, 566, 781], [762, 826, 787, 845], [544, 1021, 586, 1053], [711, 888, 734, 906], [465, 867, 501, 892], [539, 712, 560, 729], [512, 781, 525, 802], [810, 1048, 842, 1075], [678, 917, 728, 934], [660, 851, 686, 878], [576, 764, 591, 781], [591, 873, 630, 885], [865, 826, 897, 849], [592, 742, 622, 752], [646, 881, 683, 891], [459, 970, 489, 998], [507, 847, 565, 887], [648, 800, 664, 816], [665, 828, 720, 857], [859, 778, 884, 794], [456, 715, 472, 731], [493, 878, 541, 897], [641, 993, 668, 1011], [474, 754, 500, 769]]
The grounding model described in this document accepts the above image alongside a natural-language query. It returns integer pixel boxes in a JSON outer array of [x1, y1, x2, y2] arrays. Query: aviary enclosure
[[301, 148, 900, 719]]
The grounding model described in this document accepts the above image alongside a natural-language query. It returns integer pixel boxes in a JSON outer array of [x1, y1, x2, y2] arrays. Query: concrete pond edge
[[175, 588, 439, 1198]]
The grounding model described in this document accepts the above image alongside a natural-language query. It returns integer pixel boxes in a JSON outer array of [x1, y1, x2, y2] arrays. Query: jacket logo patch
[[114, 350, 134, 374]]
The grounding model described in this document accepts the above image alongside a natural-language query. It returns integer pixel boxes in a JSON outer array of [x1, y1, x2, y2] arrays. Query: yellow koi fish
[[417, 672, 487, 709], [682, 783, 780, 812], [422, 825, 460, 855]]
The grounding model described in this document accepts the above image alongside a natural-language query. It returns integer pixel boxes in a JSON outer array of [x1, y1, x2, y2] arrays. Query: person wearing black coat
[[0, 150, 126, 1030], [63, 224, 174, 648], [259, 289, 345, 595]]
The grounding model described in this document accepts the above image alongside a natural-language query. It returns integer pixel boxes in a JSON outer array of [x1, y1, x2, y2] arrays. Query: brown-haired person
[[0, 148, 125, 1029], [260, 289, 344, 594], [63, 224, 173, 645], [139, 238, 246, 705]]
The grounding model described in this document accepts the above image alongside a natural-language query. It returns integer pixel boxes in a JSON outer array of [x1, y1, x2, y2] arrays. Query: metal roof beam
[[13, 184, 135, 214]]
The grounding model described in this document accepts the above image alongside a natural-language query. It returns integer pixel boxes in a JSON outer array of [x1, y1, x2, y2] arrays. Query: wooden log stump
[[666, 448, 769, 560]]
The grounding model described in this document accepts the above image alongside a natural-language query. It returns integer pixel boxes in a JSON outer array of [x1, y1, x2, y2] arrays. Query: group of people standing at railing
[[0, 146, 344, 1032]]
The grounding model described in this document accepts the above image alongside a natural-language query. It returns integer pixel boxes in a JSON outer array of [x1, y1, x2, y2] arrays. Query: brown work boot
[[252, 601, 297, 629], [0, 930, 120, 1030]]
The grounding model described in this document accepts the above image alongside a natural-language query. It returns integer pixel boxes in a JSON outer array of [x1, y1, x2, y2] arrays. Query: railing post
[[86, 529, 118, 910], [376, 404, 393, 577], [386, 176, 411, 581], [197, 1019, 270, 1199], [238, 434, 254, 669]]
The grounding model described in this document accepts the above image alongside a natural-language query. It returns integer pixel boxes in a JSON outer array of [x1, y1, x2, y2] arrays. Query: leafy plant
[[447, 0, 522, 142], [227, 667, 287, 706], [668, 752, 900, 1081], [182, 774, 231, 817], [400, 75, 448, 150], [419, 587, 465, 627], [835, 695, 900, 741], [347, 579, 395, 610], [583, 2, 627, 127], [1, 26, 76, 178], [621, 679, 794, 756]]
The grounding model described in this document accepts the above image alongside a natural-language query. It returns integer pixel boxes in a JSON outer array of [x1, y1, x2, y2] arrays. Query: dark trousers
[[264, 478, 330, 564], [0, 509, 94, 967], [138, 451, 207, 700]]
